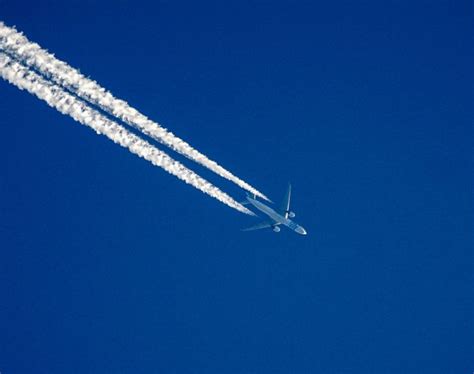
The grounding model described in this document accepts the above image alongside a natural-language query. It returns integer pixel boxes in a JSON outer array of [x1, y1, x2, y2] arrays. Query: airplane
[[242, 183, 307, 235]]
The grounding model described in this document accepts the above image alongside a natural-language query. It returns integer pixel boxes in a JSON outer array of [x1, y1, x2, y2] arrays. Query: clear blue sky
[[0, 1, 472, 373]]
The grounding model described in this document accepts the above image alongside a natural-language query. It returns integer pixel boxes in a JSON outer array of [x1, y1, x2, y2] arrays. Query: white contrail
[[0, 22, 269, 202], [0, 52, 254, 215]]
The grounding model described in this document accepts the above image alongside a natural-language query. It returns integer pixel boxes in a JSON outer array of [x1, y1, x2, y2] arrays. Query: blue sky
[[0, 1, 472, 373]]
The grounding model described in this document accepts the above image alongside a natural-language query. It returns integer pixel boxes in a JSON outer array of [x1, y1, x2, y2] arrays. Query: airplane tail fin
[[240, 192, 256, 205]]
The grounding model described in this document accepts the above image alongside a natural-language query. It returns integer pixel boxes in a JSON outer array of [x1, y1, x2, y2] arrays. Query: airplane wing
[[280, 183, 292, 217], [241, 221, 273, 231]]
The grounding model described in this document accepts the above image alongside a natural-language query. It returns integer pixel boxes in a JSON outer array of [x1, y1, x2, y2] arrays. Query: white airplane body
[[242, 184, 307, 235]]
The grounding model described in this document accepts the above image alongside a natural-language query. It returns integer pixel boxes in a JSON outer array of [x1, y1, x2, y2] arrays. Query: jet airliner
[[242, 184, 307, 235]]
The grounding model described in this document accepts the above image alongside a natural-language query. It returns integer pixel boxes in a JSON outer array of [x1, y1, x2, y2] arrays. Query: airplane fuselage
[[246, 196, 307, 235]]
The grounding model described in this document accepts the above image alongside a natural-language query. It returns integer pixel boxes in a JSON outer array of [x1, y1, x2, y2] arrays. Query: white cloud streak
[[0, 52, 254, 215], [0, 22, 269, 201]]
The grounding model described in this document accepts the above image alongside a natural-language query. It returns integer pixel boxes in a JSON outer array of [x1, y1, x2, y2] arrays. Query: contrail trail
[[0, 22, 269, 202], [0, 52, 254, 215]]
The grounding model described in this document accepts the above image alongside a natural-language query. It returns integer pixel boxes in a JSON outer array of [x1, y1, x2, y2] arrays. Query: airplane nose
[[296, 226, 307, 235]]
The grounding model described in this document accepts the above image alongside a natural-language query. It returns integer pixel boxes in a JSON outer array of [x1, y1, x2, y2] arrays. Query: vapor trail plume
[[0, 22, 269, 201], [0, 52, 254, 215]]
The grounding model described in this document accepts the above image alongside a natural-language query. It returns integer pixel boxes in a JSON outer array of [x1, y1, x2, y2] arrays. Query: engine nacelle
[[288, 211, 296, 218], [273, 226, 281, 233]]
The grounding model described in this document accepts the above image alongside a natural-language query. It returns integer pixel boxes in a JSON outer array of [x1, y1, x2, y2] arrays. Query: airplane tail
[[240, 192, 256, 205]]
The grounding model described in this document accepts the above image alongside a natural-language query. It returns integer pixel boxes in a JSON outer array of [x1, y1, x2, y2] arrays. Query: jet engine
[[288, 211, 296, 218], [273, 226, 281, 233]]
